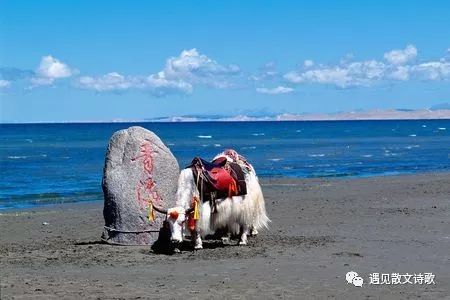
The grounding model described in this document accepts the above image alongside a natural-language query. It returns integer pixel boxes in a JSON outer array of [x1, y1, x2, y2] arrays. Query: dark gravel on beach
[[1, 174, 449, 299]]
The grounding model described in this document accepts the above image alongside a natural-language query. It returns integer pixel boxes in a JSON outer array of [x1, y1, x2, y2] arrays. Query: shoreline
[[1, 173, 449, 298], [2, 171, 450, 212]]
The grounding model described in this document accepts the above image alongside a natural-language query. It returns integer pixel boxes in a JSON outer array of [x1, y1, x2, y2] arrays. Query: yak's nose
[[171, 237, 182, 244]]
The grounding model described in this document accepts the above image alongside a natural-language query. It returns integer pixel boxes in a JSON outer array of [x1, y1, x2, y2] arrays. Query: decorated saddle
[[188, 156, 247, 204]]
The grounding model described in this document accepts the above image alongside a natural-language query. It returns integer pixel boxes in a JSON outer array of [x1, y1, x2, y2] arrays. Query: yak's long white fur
[[176, 163, 270, 238]]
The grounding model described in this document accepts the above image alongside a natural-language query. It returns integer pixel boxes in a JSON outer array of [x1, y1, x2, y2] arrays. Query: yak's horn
[[152, 205, 167, 214]]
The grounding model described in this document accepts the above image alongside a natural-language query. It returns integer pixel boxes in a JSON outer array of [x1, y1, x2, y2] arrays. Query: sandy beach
[[1, 173, 449, 299]]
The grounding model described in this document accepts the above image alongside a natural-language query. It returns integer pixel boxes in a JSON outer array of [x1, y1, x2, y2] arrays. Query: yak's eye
[[169, 211, 179, 220]]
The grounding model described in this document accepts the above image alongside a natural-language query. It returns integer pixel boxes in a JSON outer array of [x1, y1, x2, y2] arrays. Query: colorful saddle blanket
[[188, 156, 247, 203]]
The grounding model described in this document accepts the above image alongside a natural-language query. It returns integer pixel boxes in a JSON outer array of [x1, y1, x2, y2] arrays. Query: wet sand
[[1, 173, 449, 299]]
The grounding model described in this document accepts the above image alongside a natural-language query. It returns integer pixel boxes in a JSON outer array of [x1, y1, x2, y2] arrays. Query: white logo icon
[[346, 271, 364, 287]]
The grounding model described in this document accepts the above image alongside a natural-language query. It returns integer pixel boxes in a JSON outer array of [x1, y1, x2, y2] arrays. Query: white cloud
[[283, 45, 450, 88], [37, 56, 72, 78], [412, 61, 450, 80], [0, 79, 11, 88], [304, 60, 314, 67], [285, 67, 354, 88], [388, 66, 410, 81], [162, 48, 240, 88], [77, 49, 238, 95], [145, 72, 193, 95], [346, 60, 385, 80], [12, 46, 450, 95], [284, 60, 386, 88], [256, 86, 294, 94], [77, 72, 192, 96], [384, 44, 417, 65], [78, 72, 137, 92], [31, 55, 74, 87], [283, 71, 303, 83], [165, 49, 239, 77], [251, 62, 278, 81]]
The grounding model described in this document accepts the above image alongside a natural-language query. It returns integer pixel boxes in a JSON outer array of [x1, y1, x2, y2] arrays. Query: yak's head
[[153, 205, 193, 244], [166, 207, 187, 243]]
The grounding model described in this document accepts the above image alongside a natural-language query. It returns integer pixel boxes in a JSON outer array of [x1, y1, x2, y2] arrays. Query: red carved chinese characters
[[132, 142, 163, 213]]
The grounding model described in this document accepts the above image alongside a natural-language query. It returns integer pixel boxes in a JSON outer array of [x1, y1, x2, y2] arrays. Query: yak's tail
[[250, 174, 270, 230]]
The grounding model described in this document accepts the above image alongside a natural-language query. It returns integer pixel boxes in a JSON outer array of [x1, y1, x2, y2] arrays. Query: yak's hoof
[[194, 244, 203, 250], [238, 240, 247, 246], [250, 229, 259, 236], [221, 237, 231, 245]]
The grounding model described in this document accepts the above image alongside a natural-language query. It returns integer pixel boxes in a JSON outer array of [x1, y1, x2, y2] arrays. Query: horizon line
[[2, 115, 450, 125], [2, 107, 450, 125]]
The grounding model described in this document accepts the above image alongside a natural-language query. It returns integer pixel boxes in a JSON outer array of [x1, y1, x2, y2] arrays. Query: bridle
[[152, 202, 195, 219]]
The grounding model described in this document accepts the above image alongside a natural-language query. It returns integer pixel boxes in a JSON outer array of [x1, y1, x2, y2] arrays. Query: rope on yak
[[186, 170, 202, 231], [131, 142, 163, 222], [103, 226, 159, 234], [187, 196, 200, 231]]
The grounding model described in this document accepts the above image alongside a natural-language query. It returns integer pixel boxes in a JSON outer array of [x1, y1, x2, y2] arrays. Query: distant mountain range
[[3, 104, 450, 124], [147, 108, 450, 122]]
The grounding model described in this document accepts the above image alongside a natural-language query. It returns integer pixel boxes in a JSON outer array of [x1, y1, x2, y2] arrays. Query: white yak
[[154, 150, 270, 249]]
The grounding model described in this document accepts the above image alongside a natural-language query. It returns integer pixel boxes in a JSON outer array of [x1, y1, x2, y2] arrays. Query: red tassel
[[187, 196, 200, 231], [187, 216, 196, 231], [228, 179, 238, 197]]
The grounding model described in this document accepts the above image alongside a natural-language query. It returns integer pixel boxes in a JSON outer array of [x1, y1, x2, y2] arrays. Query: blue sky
[[1, 1, 450, 122]]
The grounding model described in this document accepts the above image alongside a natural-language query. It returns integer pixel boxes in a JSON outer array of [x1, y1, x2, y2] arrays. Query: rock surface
[[101, 126, 179, 245]]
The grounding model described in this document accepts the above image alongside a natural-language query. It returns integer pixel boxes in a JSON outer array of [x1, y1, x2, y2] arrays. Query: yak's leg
[[238, 224, 250, 246], [221, 231, 231, 245], [214, 227, 231, 245], [250, 226, 259, 236], [191, 227, 203, 250]]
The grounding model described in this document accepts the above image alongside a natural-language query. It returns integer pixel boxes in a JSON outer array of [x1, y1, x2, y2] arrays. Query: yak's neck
[[176, 168, 197, 209]]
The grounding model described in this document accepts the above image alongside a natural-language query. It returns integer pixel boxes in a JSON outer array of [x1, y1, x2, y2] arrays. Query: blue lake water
[[1, 120, 449, 209]]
